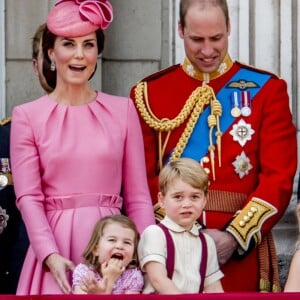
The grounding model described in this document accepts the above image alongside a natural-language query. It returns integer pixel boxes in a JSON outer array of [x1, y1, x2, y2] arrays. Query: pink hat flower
[[47, 0, 113, 37]]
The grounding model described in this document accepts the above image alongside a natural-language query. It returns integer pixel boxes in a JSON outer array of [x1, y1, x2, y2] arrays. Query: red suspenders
[[158, 223, 208, 293]]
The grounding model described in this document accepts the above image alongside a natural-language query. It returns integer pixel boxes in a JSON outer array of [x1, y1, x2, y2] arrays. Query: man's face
[[178, 4, 230, 74]]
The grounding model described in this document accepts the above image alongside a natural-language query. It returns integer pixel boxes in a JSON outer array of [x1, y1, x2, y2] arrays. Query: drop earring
[[50, 61, 56, 71]]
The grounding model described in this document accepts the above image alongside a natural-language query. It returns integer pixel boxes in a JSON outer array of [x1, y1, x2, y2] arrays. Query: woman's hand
[[45, 252, 75, 294]]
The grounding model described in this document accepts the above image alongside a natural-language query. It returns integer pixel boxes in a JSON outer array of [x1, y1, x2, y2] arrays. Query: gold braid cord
[[134, 81, 222, 176]]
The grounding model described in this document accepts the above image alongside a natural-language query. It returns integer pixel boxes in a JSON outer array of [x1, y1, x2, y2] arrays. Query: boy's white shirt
[[138, 216, 224, 293]]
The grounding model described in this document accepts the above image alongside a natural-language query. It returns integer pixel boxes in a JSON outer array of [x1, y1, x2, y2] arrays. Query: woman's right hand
[[45, 252, 75, 294]]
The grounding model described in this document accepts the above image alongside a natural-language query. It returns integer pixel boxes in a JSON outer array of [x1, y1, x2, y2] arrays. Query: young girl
[[72, 215, 143, 294]]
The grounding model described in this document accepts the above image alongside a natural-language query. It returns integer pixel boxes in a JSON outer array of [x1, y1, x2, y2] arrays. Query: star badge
[[230, 119, 255, 147], [218, 62, 227, 74], [186, 63, 195, 77], [232, 151, 253, 179], [0, 206, 9, 234]]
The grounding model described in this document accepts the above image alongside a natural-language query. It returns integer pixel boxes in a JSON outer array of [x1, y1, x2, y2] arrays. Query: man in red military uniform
[[131, 0, 297, 292]]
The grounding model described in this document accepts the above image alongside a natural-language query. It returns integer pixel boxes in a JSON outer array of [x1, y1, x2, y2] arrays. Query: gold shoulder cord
[[0, 117, 12, 126], [134, 82, 222, 177]]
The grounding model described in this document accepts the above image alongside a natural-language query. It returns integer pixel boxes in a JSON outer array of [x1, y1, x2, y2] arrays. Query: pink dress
[[72, 263, 144, 294], [10, 92, 155, 295]]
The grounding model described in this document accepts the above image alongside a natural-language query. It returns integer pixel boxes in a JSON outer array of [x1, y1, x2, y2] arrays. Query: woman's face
[[48, 32, 98, 87]]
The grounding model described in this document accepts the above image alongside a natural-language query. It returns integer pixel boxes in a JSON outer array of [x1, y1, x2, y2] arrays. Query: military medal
[[230, 119, 255, 147], [0, 174, 8, 190], [0, 158, 11, 172], [231, 91, 241, 117], [0, 206, 9, 233], [232, 151, 253, 179], [0, 158, 11, 190], [241, 91, 252, 117]]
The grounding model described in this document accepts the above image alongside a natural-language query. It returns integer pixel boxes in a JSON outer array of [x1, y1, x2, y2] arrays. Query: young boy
[[138, 158, 224, 294]]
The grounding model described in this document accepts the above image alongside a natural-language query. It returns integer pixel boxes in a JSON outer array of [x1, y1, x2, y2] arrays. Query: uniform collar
[[182, 53, 233, 83], [161, 216, 200, 236]]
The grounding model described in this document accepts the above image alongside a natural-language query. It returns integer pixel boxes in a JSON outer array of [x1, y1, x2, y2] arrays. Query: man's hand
[[45, 252, 75, 294], [203, 228, 238, 265]]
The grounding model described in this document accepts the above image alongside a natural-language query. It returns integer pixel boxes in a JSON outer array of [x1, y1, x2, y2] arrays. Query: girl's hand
[[100, 258, 125, 293], [101, 258, 125, 281], [80, 271, 108, 294], [80, 259, 124, 294], [45, 252, 75, 294]]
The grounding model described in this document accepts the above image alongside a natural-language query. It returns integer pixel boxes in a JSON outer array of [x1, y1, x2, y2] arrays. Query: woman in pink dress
[[10, 0, 155, 295]]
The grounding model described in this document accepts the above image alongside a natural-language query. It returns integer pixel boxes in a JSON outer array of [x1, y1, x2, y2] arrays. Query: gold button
[[251, 206, 258, 213], [239, 221, 245, 227], [204, 168, 210, 174], [243, 215, 250, 222], [202, 156, 210, 163]]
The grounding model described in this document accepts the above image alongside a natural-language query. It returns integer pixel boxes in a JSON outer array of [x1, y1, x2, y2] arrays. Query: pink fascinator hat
[[47, 0, 113, 37]]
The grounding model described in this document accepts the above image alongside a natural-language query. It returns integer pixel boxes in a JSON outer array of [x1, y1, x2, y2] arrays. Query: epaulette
[[137, 64, 181, 84], [0, 117, 11, 126], [236, 61, 279, 79]]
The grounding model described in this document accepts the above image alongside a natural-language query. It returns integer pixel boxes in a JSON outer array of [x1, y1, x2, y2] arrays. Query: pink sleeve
[[10, 105, 59, 264], [122, 268, 144, 292], [72, 263, 92, 287], [122, 99, 155, 233]]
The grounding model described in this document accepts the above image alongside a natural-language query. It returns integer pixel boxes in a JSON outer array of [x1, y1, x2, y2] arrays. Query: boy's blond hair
[[159, 158, 208, 196]]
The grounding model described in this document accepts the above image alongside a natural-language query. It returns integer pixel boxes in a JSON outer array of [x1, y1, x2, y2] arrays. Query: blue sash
[[172, 68, 272, 162]]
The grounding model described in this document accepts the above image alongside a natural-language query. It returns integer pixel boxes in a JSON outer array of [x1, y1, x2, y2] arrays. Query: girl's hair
[[82, 215, 140, 271], [179, 0, 229, 29], [159, 157, 209, 196], [41, 25, 105, 90]]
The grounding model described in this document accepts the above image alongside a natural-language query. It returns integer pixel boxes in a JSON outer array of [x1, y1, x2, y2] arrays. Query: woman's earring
[[50, 61, 56, 71]]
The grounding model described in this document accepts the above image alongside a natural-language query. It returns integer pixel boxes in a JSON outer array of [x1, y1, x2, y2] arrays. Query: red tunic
[[131, 59, 297, 292]]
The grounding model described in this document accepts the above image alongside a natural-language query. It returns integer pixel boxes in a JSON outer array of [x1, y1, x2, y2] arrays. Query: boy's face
[[158, 178, 207, 230]]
